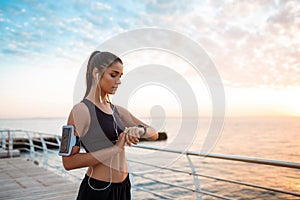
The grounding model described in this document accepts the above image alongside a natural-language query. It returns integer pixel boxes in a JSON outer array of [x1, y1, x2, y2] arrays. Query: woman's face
[[99, 61, 123, 95]]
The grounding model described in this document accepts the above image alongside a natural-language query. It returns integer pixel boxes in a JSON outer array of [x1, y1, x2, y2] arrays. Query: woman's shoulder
[[71, 102, 90, 117], [68, 102, 90, 137], [114, 105, 127, 114], [113, 105, 133, 119]]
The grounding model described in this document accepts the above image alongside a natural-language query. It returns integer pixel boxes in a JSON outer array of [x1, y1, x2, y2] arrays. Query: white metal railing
[[1, 129, 300, 199]]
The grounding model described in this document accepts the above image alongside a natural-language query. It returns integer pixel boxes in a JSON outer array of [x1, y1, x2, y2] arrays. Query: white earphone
[[95, 73, 99, 83]]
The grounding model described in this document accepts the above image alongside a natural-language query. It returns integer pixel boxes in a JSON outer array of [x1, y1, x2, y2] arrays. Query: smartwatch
[[137, 124, 147, 138]]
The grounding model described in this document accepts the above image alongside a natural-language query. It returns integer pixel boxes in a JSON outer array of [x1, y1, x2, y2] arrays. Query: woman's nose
[[116, 78, 121, 84]]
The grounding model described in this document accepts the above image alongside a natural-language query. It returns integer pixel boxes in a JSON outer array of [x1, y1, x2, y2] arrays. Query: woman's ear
[[92, 68, 100, 85], [93, 68, 99, 79]]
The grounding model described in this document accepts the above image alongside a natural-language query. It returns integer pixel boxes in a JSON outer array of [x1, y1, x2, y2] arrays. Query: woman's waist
[[84, 173, 130, 187], [87, 161, 128, 182]]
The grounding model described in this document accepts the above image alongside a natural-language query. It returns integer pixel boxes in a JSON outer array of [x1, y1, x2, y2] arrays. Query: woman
[[62, 51, 158, 200]]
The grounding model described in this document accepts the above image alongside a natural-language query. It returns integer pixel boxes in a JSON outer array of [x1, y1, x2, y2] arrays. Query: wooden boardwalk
[[0, 157, 80, 200]]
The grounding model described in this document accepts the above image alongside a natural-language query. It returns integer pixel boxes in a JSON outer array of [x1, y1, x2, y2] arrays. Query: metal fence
[[1, 129, 300, 199]]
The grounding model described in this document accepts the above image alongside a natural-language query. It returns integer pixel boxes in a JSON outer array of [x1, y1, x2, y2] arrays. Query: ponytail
[[84, 51, 101, 98], [83, 51, 123, 99]]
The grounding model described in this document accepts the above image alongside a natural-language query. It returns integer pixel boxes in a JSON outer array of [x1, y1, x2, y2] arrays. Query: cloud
[[1, 0, 299, 89], [188, 0, 300, 88], [266, 1, 300, 35], [92, 2, 112, 11]]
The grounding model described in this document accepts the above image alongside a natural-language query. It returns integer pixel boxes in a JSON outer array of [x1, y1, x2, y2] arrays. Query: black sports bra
[[80, 99, 126, 152]]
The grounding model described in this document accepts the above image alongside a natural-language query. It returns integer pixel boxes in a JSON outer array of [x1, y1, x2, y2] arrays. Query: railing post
[[39, 135, 48, 169], [1, 131, 6, 149], [26, 132, 35, 161], [186, 154, 202, 200], [8, 130, 13, 157]]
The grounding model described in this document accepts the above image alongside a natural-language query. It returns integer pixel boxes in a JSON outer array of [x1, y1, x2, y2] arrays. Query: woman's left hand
[[124, 126, 143, 146]]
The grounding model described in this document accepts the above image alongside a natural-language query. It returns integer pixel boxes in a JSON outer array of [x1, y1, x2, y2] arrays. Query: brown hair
[[84, 51, 123, 98]]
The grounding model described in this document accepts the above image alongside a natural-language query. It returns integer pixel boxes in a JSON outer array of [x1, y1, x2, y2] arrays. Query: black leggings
[[76, 174, 131, 200]]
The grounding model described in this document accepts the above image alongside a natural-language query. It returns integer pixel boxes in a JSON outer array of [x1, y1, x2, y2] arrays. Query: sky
[[0, 0, 299, 118]]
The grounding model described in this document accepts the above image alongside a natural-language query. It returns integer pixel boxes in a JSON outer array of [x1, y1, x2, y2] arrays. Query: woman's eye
[[111, 74, 117, 78]]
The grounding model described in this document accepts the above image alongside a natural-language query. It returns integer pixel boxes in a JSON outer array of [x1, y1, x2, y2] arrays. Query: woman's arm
[[62, 103, 127, 171], [62, 134, 126, 170], [116, 105, 158, 141]]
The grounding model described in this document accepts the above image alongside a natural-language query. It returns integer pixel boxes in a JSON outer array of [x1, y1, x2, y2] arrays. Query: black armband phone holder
[[58, 125, 80, 156]]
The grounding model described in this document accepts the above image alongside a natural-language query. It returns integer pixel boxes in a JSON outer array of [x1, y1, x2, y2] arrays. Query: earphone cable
[[88, 156, 113, 191], [87, 104, 119, 191]]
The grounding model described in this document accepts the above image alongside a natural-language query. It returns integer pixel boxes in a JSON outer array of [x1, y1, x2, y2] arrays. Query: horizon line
[[0, 115, 299, 120]]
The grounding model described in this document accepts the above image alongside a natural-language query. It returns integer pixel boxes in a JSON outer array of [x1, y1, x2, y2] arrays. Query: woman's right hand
[[115, 130, 137, 150], [125, 127, 141, 146], [115, 132, 127, 150]]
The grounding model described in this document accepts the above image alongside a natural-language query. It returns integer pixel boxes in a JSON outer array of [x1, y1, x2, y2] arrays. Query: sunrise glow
[[0, 1, 299, 118]]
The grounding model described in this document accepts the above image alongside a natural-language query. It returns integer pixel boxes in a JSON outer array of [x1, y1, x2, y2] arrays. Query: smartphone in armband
[[58, 125, 80, 156]]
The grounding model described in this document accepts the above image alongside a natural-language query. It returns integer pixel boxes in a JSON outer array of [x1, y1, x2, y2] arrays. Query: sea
[[0, 117, 299, 200]]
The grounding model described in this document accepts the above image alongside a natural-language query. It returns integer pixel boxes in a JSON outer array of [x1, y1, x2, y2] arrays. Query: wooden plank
[[10, 186, 79, 200], [0, 149, 20, 158], [1, 184, 79, 200], [0, 157, 80, 200]]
